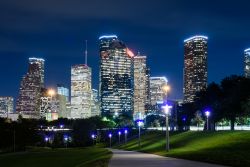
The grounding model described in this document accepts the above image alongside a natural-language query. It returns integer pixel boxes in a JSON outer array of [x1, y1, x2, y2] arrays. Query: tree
[[195, 82, 223, 130], [220, 75, 250, 130]]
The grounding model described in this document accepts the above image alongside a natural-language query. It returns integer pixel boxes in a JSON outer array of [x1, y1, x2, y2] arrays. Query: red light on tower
[[126, 48, 134, 58]]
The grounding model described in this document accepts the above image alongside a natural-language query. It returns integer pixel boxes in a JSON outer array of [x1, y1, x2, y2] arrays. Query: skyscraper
[[183, 35, 208, 103], [0, 97, 14, 118], [133, 53, 150, 119], [244, 48, 250, 78], [71, 65, 92, 119], [149, 77, 168, 113], [99, 35, 134, 117], [57, 84, 69, 102], [16, 58, 45, 119], [40, 88, 59, 121], [91, 89, 100, 117]]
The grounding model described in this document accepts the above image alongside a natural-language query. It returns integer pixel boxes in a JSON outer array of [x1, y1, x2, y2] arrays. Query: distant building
[[244, 48, 250, 78], [71, 65, 92, 119], [183, 35, 208, 103], [133, 53, 150, 119], [57, 84, 69, 102], [0, 96, 14, 118], [16, 58, 45, 119], [91, 89, 100, 117], [40, 88, 59, 121], [99, 35, 134, 117], [149, 77, 168, 113]]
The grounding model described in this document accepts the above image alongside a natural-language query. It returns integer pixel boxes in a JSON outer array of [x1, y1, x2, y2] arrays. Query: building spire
[[85, 40, 88, 65]]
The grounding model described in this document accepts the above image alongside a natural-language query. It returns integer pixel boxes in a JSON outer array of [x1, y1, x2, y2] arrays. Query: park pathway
[[108, 149, 227, 167]]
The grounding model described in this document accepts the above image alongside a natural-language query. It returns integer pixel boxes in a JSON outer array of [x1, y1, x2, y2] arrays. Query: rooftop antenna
[[85, 40, 88, 65]]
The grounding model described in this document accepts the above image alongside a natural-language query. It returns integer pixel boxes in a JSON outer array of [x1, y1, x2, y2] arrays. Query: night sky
[[1, 0, 250, 101]]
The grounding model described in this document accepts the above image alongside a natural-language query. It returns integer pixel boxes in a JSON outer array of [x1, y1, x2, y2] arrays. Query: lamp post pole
[[205, 111, 210, 131], [166, 113, 169, 151], [118, 131, 121, 144], [162, 104, 172, 152], [109, 134, 112, 148], [124, 130, 128, 144], [139, 123, 141, 149]]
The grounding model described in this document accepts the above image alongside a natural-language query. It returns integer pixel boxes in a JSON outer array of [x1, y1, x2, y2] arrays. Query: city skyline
[[1, 0, 250, 101]]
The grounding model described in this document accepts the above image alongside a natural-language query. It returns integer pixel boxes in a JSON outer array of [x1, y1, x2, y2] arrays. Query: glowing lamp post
[[109, 133, 112, 148], [91, 134, 95, 145], [64, 136, 68, 148], [118, 131, 121, 144], [137, 120, 143, 149], [124, 129, 128, 144], [44, 136, 49, 147], [205, 111, 210, 130], [162, 104, 172, 151]]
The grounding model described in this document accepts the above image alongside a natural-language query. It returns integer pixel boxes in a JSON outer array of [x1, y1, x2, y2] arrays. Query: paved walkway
[[108, 149, 227, 167]]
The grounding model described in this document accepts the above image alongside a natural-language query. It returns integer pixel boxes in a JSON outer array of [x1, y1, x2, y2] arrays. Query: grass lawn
[[117, 131, 250, 167], [0, 147, 112, 167]]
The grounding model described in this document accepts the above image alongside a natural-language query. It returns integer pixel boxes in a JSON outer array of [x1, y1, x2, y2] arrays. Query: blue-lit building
[[244, 48, 250, 78], [57, 84, 69, 102], [99, 35, 134, 117]]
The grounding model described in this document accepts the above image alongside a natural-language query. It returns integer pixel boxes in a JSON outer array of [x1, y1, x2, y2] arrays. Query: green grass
[[0, 147, 112, 167], [117, 131, 250, 167]]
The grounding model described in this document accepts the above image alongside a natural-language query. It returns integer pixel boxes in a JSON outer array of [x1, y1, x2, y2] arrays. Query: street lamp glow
[[205, 111, 210, 117], [108, 133, 112, 148], [45, 137, 49, 142], [118, 131, 121, 144], [162, 104, 172, 115], [91, 134, 95, 139], [60, 124, 64, 128], [137, 120, 143, 149], [162, 104, 172, 152], [64, 136, 68, 141], [205, 110, 210, 130], [124, 129, 128, 144], [137, 120, 143, 127]]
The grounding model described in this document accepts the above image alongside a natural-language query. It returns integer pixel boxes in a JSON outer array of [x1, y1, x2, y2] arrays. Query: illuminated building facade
[[40, 88, 59, 121], [16, 58, 45, 119], [244, 48, 250, 78], [149, 77, 168, 113], [57, 84, 69, 102], [133, 54, 150, 119], [0, 97, 14, 118], [71, 65, 92, 119], [184, 35, 208, 103], [99, 35, 134, 116], [91, 89, 100, 116]]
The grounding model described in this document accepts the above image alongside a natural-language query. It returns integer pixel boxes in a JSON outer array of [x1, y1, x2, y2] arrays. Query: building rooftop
[[99, 35, 118, 40], [244, 48, 250, 52], [184, 35, 208, 42]]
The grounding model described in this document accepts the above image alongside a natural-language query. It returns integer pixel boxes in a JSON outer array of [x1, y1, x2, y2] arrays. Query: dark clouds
[[1, 0, 250, 100]]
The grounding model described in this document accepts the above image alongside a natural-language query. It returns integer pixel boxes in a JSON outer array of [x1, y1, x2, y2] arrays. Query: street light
[[124, 129, 128, 144], [109, 133, 112, 148], [44, 136, 49, 147], [137, 120, 143, 149], [162, 104, 172, 151], [91, 134, 95, 145], [205, 111, 210, 130], [60, 124, 64, 129], [118, 131, 121, 144], [64, 135, 68, 148]]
